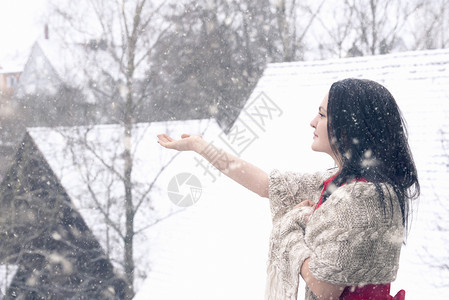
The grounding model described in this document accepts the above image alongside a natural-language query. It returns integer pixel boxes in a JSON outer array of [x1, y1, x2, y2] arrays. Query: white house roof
[[36, 39, 126, 86], [0, 68, 22, 74], [226, 48, 449, 299], [15, 41, 68, 98], [0, 58, 25, 74]]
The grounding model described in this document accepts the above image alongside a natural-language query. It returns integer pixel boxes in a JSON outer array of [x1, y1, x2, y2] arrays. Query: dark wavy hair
[[323, 78, 420, 232]]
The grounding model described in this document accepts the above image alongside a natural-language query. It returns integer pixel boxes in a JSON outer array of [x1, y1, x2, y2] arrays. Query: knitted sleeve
[[268, 169, 334, 221], [265, 206, 314, 300], [305, 182, 404, 286]]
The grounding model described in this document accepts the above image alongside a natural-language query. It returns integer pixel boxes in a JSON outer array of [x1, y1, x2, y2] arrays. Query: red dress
[[314, 175, 405, 300]]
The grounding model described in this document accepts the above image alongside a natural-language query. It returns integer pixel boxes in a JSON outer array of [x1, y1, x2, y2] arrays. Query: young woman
[[157, 78, 419, 300]]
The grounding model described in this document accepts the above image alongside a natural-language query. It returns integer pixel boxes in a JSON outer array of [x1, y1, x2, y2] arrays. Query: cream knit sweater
[[265, 169, 404, 300]]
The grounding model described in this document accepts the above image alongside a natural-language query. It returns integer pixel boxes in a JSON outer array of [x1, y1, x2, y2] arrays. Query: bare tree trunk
[[369, 0, 377, 55], [123, 78, 135, 298], [276, 0, 293, 61], [122, 4, 139, 296], [123, 118, 134, 300], [275, 0, 324, 61]]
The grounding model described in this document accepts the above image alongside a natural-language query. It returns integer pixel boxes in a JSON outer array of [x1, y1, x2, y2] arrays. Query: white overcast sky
[[0, 0, 48, 69]]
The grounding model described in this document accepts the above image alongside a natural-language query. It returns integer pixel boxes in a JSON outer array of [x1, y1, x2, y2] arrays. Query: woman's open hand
[[157, 133, 204, 152]]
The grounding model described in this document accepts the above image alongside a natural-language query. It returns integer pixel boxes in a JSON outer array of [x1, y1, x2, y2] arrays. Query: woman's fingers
[[156, 134, 167, 144], [293, 200, 316, 209], [157, 134, 175, 148], [157, 133, 199, 151], [305, 200, 315, 207], [157, 134, 169, 141]]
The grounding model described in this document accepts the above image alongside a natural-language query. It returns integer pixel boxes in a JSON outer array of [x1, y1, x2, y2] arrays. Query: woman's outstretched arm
[[157, 133, 269, 198]]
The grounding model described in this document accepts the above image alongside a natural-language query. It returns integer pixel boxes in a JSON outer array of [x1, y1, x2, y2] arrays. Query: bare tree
[[46, 0, 172, 298], [55, 124, 186, 298], [354, 0, 426, 55], [315, 0, 424, 57], [148, 0, 326, 133], [313, 0, 361, 58], [274, 0, 325, 61], [407, 0, 449, 50]]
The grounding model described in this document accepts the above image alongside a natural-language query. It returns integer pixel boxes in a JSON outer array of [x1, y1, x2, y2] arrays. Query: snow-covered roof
[[15, 41, 64, 97], [228, 48, 449, 299], [36, 40, 92, 87], [36, 39, 125, 86], [0, 69, 21, 75], [235, 48, 449, 168], [0, 59, 24, 74]]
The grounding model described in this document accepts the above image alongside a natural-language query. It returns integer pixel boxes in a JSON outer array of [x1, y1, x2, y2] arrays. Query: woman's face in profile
[[310, 94, 333, 158]]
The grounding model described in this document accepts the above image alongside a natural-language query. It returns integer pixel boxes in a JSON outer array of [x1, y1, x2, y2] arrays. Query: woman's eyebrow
[[319, 106, 327, 113]]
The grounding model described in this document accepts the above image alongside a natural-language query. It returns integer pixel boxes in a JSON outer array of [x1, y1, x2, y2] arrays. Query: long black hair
[[323, 78, 420, 231]]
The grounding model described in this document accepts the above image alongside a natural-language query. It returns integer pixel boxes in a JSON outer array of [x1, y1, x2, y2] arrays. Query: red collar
[[315, 175, 367, 210]]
